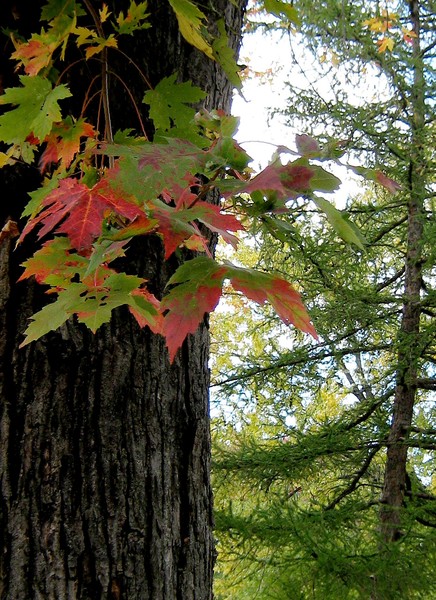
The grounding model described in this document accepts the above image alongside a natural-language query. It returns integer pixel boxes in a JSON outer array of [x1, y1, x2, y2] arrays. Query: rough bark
[[0, 1, 246, 598], [379, 0, 426, 544]]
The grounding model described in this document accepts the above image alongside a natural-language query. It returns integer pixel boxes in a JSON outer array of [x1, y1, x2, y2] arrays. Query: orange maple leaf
[[39, 118, 96, 172], [377, 36, 395, 53], [12, 39, 58, 76]]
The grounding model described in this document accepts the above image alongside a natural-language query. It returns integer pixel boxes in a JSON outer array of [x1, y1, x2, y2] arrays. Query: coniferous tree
[[213, 1, 436, 598]]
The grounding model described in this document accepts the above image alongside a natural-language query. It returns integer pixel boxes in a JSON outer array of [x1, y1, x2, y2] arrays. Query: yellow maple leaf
[[363, 17, 385, 33], [377, 36, 395, 53], [168, 0, 214, 60], [73, 26, 96, 46], [85, 35, 118, 59], [99, 4, 111, 23], [0, 150, 15, 168]]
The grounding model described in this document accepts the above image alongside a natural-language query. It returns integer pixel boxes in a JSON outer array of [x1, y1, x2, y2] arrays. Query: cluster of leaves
[[0, 0, 397, 361], [363, 8, 417, 53]]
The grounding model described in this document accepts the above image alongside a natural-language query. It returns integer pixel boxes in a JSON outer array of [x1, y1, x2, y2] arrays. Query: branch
[[416, 377, 436, 390], [324, 446, 380, 511], [375, 267, 405, 292]]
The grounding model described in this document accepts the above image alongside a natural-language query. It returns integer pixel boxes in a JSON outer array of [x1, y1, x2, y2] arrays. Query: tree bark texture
[[0, 1, 246, 598], [379, 0, 426, 544]]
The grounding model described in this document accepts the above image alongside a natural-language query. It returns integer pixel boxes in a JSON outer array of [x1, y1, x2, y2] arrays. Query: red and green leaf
[[162, 257, 227, 361], [39, 117, 96, 172], [19, 177, 143, 251], [161, 256, 317, 361]]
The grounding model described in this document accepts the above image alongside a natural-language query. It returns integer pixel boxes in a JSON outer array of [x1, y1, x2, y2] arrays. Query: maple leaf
[[102, 138, 209, 202], [102, 215, 158, 242], [12, 38, 58, 76], [19, 294, 71, 347], [377, 36, 395, 53], [402, 27, 417, 44], [225, 264, 317, 338], [19, 177, 143, 251], [212, 20, 242, 89], [162, 257, 227, 361], [176, 200, 244, 248], [146, 197, 243, 259], [295, 134, 320, 157], [128, 288, 163, 334], [262, 0, 301, 25], [114, 1, 151, 35], [19, 237, 87, 284], [20, 265, 162, 347], [39, 117, 96, 172], [41, 0, 82, 20], [220, 161, 315, 200], [352, 166, 401, 194], [143, 73, 206, 132], [312, 196, 367, 250], [374, 170, 402, 193], [230, 163, 287, 197], [162, 256, 317, 361], [85, 35, 118, 59], [76, 272, 145, 331], [151, 200, 201, 259], [167, 0, 214, 60], [304, 164, 341, 193], [213, 136, 252, 171], [99, 4, 111, 23], [0, 76, 71, 145]]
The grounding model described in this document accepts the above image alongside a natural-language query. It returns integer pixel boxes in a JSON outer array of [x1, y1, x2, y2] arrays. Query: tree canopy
[[212, 1, 436, 598]]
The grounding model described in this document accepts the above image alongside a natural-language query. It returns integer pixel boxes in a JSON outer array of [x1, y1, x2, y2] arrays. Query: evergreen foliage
[[212, 1, 436, 598]]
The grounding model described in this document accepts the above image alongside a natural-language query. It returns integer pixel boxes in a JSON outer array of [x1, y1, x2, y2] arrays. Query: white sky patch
[[232, 30, 293, 170], [231, 26, 392, 208], [232, 31, 360, 204]]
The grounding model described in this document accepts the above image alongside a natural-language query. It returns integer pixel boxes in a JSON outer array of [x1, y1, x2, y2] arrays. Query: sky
[[230, 23, 392, 206]]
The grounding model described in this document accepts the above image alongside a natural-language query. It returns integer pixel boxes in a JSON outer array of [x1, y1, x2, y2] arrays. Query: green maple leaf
[[104, 137, 208, 201], [143, 73, 206, 131], [263, 0, 300, 24], [0, 76, 71, 145], [313, 196, 367, 249], [114, 1, 151, 35], [41, 0, 85, 20], [76, 273, 143, 331], [212, 20, 242, 89], [19, 288, 75, 347]]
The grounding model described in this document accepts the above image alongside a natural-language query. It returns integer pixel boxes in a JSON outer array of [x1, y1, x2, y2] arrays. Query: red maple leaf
[[279, 164, 314, 195], [177, 201, 244, 248], [229, 268, 317, 338], [374, 170, 402, 194], [162, 282, 223, 362], [221, 162, 314, 200], [161, 258, 227, 361], [19, 177, 143, 251], [238, 164, 287, 196]]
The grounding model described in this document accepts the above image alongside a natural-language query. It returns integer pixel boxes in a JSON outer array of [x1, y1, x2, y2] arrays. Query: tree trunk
[[0, 1, 245, 598], [379, 0, 426, 544]]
